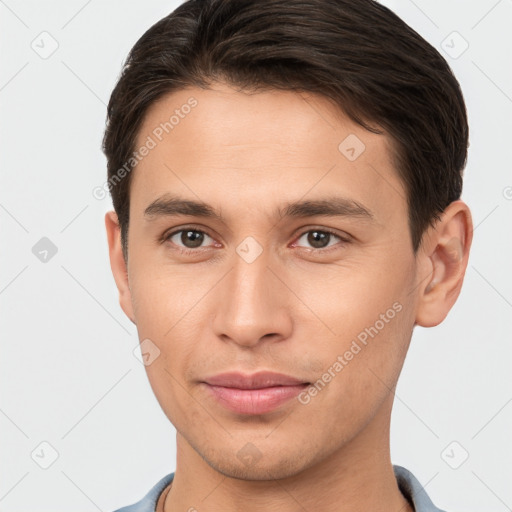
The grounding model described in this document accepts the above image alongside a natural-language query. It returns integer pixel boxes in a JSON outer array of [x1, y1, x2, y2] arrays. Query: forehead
[[130, 83, 406, 226]]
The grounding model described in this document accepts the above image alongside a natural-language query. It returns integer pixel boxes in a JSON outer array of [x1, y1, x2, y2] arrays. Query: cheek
[[290, 250, 410, 336], [135, 311, 199, 430], [128, 270, 200, 408], [294, 305, 412, 444], [129, 266, 195, 335], [292, 256, 414, 405], [143, 361, 196, 431]]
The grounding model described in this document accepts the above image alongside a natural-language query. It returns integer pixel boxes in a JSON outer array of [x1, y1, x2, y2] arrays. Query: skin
[[105, 82, 473, 512]]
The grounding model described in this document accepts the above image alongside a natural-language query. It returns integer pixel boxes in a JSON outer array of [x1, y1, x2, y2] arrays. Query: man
[[103, 0, 473, 510]]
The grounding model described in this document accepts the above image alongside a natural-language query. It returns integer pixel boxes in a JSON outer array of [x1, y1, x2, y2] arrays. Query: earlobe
[[104, 211, 136, 325], [414, 200, 473, 328]]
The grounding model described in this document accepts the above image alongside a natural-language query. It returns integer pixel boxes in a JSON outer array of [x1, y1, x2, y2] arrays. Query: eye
[[163, 227, 217, 253], [293, 228, 350, 251], [161, 226, 351, 256]]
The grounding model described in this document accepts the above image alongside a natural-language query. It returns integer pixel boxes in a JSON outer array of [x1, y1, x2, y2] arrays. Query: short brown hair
[[102, 0, 469, 262]]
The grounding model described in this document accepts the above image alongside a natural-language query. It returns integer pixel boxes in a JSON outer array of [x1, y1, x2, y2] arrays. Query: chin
[[208, 457, 307, 481], [197, 440, 321, 482]]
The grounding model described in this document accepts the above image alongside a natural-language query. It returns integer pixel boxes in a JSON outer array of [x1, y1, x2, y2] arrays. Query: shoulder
[[393, 465, 448, 512], [112, 473, 175, 512]]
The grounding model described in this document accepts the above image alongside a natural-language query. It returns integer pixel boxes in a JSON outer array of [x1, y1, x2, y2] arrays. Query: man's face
[[122, 82, 421, 479]]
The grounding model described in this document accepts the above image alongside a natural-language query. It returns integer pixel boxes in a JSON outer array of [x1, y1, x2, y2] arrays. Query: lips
[[204, 371, 308, 389], [201, 371, 310, 415]]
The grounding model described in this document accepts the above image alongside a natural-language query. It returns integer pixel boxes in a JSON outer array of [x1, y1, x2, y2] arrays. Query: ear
[[105, 211, 136, 325], [414, 200, 473, 328]]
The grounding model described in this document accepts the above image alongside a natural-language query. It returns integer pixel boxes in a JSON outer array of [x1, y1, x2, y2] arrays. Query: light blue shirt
[[113, 465, 446, 512]]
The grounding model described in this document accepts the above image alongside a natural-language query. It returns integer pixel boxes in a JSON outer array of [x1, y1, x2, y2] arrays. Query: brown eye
[[295, 229, 350, 251], [165, 229, 214, 251], [180, 230, 205, 248], [306, 230, 331, 249]]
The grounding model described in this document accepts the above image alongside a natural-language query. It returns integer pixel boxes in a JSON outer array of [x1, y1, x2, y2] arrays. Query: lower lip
[[203, 383, 309, 415]]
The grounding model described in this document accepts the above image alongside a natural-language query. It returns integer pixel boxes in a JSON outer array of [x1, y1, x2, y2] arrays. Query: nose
[[212, 246, 293, 349]]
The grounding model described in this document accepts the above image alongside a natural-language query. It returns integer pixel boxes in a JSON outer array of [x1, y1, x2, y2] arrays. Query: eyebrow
[[144, 193, 375, 222]]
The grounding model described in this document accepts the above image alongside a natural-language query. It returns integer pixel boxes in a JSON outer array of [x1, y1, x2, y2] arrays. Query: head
[[103, 0, 473, 480]]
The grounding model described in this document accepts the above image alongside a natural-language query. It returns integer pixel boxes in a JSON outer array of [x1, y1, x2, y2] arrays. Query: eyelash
[[161, 226, 351, 256]]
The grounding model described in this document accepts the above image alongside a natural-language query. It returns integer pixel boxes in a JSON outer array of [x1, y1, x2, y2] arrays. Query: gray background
[[1, 0, 511, 510]]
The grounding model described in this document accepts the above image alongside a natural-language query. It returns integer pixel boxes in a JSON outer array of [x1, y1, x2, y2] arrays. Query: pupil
[[182, 230, 203, 248], [308, 231, 329, 248]]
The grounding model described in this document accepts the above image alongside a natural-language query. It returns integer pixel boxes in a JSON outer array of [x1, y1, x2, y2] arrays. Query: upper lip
[[203, 371, 309, 389]]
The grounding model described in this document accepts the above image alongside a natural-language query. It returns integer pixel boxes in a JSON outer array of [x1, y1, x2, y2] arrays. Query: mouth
[[201, 371, 310, 415]]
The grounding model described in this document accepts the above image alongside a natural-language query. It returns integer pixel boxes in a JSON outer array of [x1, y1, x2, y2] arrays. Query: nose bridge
[[213, 241, 291, 347]]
